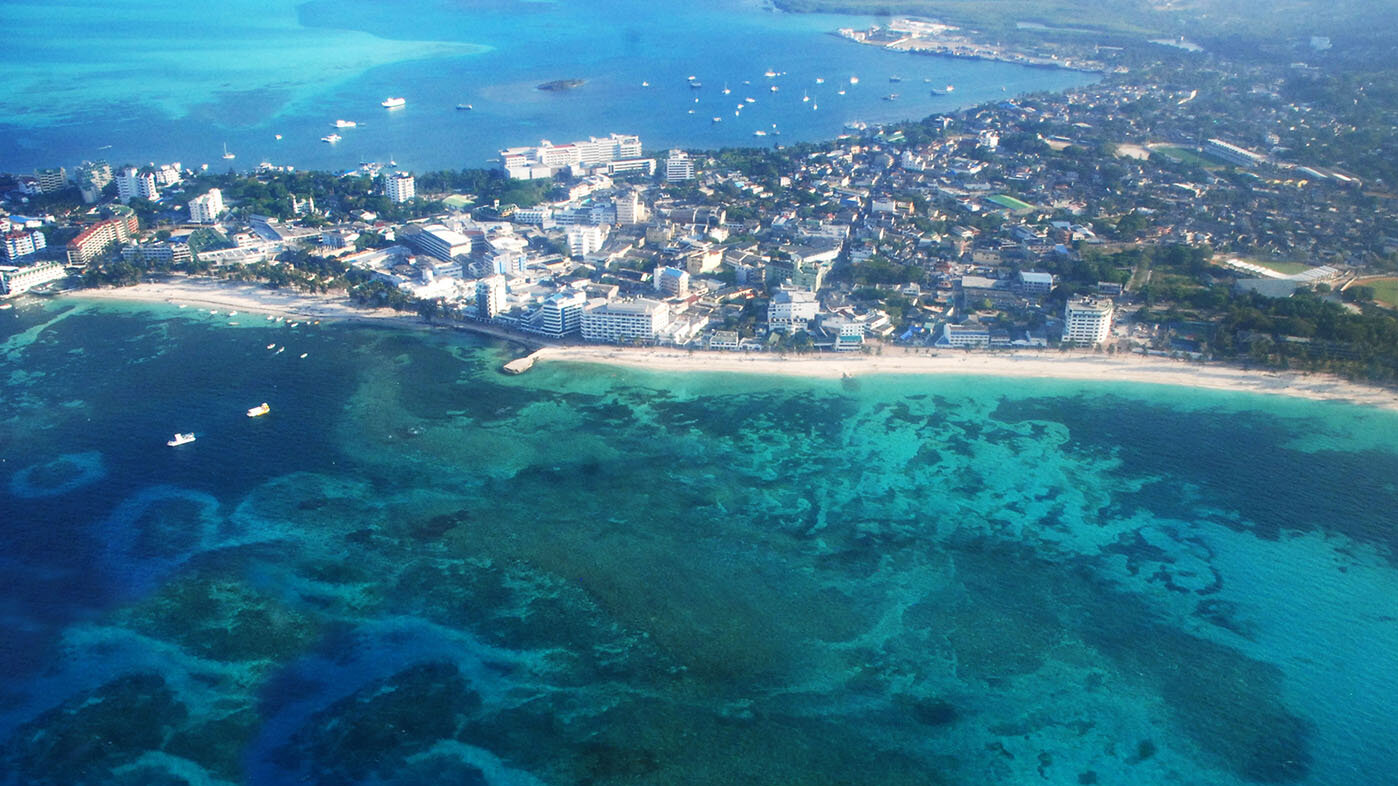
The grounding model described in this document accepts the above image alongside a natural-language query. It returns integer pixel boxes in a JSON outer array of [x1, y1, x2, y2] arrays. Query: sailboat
[[222, 143, 235, 160]]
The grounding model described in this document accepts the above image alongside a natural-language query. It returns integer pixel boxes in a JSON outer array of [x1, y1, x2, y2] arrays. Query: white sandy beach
[[61, 278, 1398, 412], [533, 346, 1398, 412]]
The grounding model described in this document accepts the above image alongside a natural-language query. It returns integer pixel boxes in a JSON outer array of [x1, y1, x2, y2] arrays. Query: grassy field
[[1246, 259, 1313, 276], [1152, 145, 1226, 168], [1365, 278, 1398, 308], [988, 194, 1035, 210]]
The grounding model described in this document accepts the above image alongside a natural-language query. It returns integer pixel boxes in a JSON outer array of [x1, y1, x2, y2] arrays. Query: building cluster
[[500, 133, 651, 180], [7, 43, 1391, 356]]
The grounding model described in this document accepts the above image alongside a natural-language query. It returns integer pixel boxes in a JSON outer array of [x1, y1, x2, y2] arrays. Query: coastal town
[[3, 21, 1397, 381]]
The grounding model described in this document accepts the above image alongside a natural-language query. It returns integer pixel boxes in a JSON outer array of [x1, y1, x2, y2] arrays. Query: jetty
[[502, 350, 543, 375]]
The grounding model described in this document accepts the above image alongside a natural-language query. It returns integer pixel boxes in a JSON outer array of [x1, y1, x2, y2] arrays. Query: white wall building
[[566, 224, 608, 259], [1064, 297, 1114, 344], [1, 261, 67, 295], [407, 224, 472, 262], [581, 298, 672, 343], [75, 161, 112, 204], [384, 172, 416, 203], [115, 166, 158, 203], [615, 191, 646, 225], [189, 189, 225, 224], [936, 323, 991, 348], [767, 287, 819, 333], [665, 150, 695, 182], [500, 133, 642, 179], [654, 266, 690, 298], [2, 229, 47, 262], [475, 275, 507, 319], [531, 290, 588, 336]]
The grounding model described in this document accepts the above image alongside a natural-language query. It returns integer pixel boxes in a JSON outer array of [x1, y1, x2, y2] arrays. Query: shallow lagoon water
[[1, 299, 1396, 785], [0, 0, 1095, 172]]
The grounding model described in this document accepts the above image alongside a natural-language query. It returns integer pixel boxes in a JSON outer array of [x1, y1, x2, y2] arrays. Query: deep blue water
[[0, 0, 1095, 173], [3, 298, 1397, 785]]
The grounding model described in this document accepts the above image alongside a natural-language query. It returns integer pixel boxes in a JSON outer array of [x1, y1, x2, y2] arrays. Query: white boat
[[222, 143, 235, 160], [274, 134, 283, 140], [769, 85, 778, 92], [167, 432, 196, 447], [299, 353, 308, 359], [815, 77, 825, 84], [641, 81, 650, 87], [712, 116, 722, 123], [763, 69, 777, 77], [247, 403, 270, 418], [744, 97, 756, 103], [267, 343, 276, 349], [753, 130, 767, 136], [381, 97, 406, 108], [322, 134, 341, 143], [849, 76, 859, 84], [802, 93, 810, 102], [722, 84, 731, 95], [837, 89, 846, 95], [334, 119, 357, 128]]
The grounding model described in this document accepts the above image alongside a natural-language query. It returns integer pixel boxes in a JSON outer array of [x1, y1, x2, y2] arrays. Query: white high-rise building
[[2, 229, 47, 262], [581, 298, 672, 343], [475, 275, 507, 319], [384, 172, 416, 203], [189, 189, 225, 224], [115, 166, 158, 203], [531, 290, 587, 336], [1063, 297, 1115, 345], [665, 150, 695, 182], [75, 161, 112, 204], [566, 224, 608, 258], [615, 190, 645, 224]]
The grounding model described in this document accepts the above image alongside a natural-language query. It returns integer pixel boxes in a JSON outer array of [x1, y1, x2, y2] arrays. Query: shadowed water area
[[2, 300, 1396, 785]]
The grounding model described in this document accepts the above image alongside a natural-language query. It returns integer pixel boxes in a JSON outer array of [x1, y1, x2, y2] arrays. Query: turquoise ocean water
[[2, 299, 1397, 785], [0, 0, 1095, 173]]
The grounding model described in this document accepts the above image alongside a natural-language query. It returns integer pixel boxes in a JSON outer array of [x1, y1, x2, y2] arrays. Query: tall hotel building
[[384, 172, 416, 203], [1063, 297, 1115, 345], [580, 298, 672, 343], [500, 133, 643, 180], [66, 214, 139, 265]]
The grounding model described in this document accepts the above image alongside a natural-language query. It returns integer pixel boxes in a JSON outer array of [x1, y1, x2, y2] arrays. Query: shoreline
[[58, 277, 544, 349], [55, 278, 1398, 412], [532, 346, 1398, 413]]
